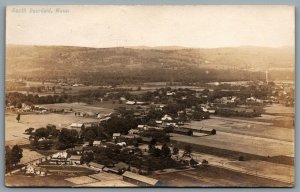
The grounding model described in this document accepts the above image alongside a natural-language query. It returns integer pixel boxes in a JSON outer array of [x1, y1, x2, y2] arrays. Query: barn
[[173, 128, 193, 136], [122, 171, 160, 186]]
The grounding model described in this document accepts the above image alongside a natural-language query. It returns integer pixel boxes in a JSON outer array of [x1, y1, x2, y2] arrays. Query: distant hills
[[6, 44, 294, 83]]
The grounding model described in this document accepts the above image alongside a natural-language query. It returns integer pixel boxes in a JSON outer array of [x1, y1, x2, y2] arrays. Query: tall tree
[[183, 145, 192, 157], [173, 146, 179, 155], [10, 145, 23, 166], [58, 128, 78, 148], [84, 129, 97, 144], [16, 113, 21, 123], [5, 146, 12, 172], [161, 144, 171, 158]]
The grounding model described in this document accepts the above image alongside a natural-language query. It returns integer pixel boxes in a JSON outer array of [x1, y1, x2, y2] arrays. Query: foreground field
[[5, 175, 73, 187], [152, 166, 292, 187]]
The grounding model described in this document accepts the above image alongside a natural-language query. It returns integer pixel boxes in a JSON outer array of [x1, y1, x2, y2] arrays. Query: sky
[[6, 5, 295, 48]]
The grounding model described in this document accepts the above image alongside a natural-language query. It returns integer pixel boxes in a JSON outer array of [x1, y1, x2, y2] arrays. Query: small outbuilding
[[173, 128, 193, 136], [198, 128, 216, 135], [93, 140, 101, 147]]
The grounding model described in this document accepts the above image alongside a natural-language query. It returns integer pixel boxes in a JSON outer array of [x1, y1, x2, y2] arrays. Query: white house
[[126, 101, 136, 105], [161, 114, 173, 121], [93, 140, 101, 147], [113, 133, 121, 140], [128, 129, 139, 135], [155, 120, 163, 124], [166, 91, 176, 96], [25, 164, 36, 174], [116, 142, 127, 147]]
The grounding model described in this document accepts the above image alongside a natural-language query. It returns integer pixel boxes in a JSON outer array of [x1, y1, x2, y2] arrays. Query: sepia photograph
[[5, 5, 295, 187]]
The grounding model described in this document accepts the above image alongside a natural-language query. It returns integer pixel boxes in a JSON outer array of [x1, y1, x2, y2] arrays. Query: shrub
[[238, 155, 245, 161]]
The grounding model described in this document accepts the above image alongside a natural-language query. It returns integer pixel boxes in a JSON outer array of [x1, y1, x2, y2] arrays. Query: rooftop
[[122, 171, 159, 186], [89, 162, 105, 169]]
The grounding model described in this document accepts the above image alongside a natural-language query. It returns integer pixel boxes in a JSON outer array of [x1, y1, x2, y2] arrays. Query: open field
[[187, 151, 294, 184], [19, 149, 45, 165], [5, 175, 73, 187], [88, 172, 122, 181], [171, 131, 293, 157], [152, 165, 292, 187], [227, 160, 294, 183], [187, 116, 294, 142], [42, 102, 113, 114], [80, 172, 136, 187], [81, 180, 136, 187], [264, 104, 294, 115], [65, 176, 98, 185]]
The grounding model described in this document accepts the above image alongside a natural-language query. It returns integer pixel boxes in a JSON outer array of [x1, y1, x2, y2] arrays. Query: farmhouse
[[25, 165, 47, 176], [122, 171, 160, 186], [113, 133, 121, 140], [69, 155, 81, 165]]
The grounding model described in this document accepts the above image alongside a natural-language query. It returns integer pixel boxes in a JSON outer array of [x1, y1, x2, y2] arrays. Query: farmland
[[152, 165, 292, 187], [5, 79, 295, 187]]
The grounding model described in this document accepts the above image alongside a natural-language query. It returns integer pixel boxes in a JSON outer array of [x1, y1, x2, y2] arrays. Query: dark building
[[197, 128, 216, 135], [173, 128, 193, 136]]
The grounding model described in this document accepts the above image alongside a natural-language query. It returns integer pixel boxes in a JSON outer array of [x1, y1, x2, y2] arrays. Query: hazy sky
[[6, 5, 295, 48]]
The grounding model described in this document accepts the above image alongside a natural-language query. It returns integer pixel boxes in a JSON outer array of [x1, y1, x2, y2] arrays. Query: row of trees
[[6, 92, 68, 107]]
